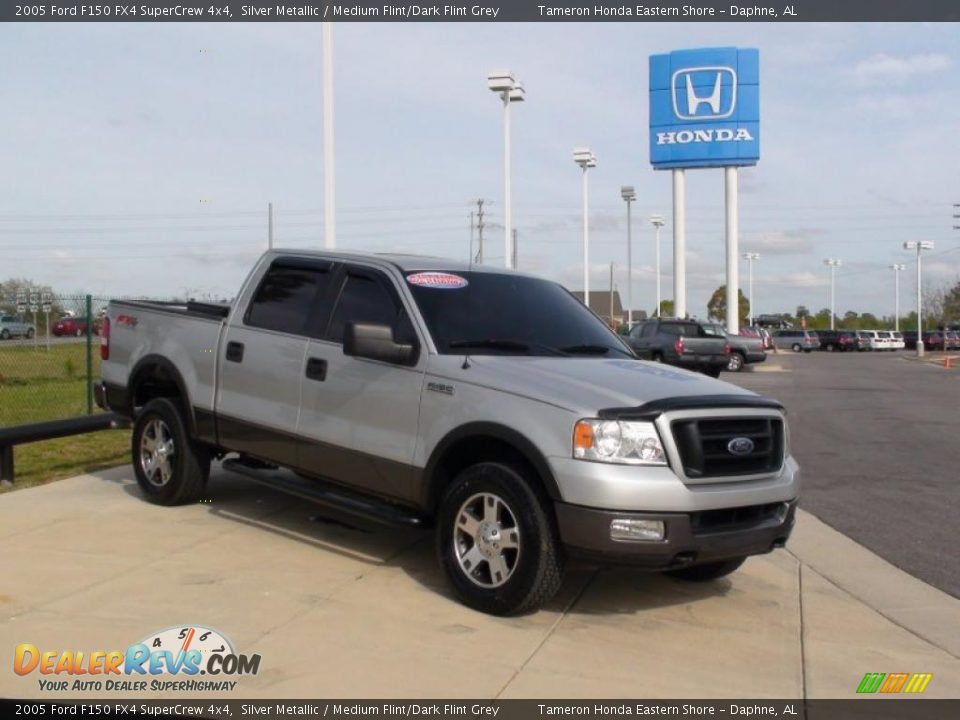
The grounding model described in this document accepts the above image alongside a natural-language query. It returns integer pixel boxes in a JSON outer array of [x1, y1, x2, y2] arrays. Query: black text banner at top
[[4, 1, 960, 22]]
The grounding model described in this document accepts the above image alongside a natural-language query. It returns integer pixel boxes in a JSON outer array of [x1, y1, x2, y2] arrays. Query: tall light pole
[[322, 22, 335, 248], [488, 71, 525, 269], [650, 214, 664, 316], [904, 241, 934, 357], [743, 252, 760, 326], [621, 186, 636, 327], [824, 258, 842, 330], [890, 263, 906, 332], [573, 148, 597, 307]]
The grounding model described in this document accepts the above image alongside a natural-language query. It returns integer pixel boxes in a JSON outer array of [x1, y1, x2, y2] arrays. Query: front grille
[[670, 416, 784, 478]]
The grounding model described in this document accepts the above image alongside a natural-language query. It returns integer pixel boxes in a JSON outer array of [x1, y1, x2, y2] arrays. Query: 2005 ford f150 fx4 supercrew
[[96, 250, 800, 615]]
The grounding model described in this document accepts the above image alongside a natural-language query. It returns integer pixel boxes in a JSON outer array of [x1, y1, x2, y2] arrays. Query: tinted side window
[[327, 271, 413, 344], [641, 322, 656, 338], [246, 262, 331, 335]]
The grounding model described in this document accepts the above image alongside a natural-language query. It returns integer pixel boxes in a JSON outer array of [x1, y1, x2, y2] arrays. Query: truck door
[[297, 264, 426, 504], [216, 257, 335, 466]]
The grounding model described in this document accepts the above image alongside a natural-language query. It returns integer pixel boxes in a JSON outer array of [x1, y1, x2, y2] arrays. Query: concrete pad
[[789, 511, 960, 657], [2, 466, 958, 700], [800, 567, 960, 698], [499, 552, 802, 698]]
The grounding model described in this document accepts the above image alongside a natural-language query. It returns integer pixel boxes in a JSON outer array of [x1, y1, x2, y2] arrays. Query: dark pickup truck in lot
[[624, 319, 730, 377], [701, 323, 766, 372]]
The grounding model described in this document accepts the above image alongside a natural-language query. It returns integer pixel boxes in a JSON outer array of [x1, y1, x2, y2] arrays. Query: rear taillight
[[674, 337, 684, 355], [100, 317, 110, 360]]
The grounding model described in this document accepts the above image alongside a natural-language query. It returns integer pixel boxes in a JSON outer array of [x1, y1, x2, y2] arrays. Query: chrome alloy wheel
[[453, 492, 521, 588], [139, 418, 176, 487]]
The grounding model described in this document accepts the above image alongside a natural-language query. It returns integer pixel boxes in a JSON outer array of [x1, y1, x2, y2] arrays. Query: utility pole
[[512, 229, 518, 269], [469, 211, 475, 264], [475, 199, 486, 264], [268, 202, 274, 250]]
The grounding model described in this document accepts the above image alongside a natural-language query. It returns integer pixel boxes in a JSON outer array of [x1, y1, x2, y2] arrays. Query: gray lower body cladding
[[554, 499, 797, 568]]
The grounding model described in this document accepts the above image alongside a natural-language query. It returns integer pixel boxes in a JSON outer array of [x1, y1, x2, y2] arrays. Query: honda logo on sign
[[671, 66, 737, 120]]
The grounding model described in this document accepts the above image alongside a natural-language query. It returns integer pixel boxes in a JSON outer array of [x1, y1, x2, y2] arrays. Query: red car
[[52, 317, 98, 337]]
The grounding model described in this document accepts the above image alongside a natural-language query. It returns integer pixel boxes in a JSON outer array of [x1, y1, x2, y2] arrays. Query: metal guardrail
[[0, 412, 130, 486]]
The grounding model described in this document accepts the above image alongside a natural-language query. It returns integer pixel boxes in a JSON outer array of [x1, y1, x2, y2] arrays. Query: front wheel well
[[425, 432, 558, 515]]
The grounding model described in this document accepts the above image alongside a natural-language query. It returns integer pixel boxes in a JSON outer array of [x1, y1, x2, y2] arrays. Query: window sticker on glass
[[406, 272, 469, 289]]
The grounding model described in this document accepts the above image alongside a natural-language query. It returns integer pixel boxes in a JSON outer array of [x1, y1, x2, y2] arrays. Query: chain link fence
[[1, 294, 126, 427]]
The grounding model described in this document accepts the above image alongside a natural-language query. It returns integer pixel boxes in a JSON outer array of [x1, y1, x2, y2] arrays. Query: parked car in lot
[[889, 331, 906, 351], [52, 316, 98, 337], [701, 322, 766, 372], [97, 251, 799, 615], [902, 331, 945, 351], [771, 329, 820, 353], [0, 315, 35, 339], [816, 330, 859, 352], [944, 331, 960, 351], [625, 318, 731, 377], [875, 331, 895, 351]]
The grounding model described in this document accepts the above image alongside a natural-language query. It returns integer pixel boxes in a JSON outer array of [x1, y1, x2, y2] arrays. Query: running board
[[221, 458, 427, 528]]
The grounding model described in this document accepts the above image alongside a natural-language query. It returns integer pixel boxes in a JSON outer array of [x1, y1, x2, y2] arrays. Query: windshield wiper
[[559, 344, 612, 355], [448, 339, 569, 356]]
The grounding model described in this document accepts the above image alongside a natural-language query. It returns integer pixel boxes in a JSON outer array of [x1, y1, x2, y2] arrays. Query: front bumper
[[555, 498, 797, 569]]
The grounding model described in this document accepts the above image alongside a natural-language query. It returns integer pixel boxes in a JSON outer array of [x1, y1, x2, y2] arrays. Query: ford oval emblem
[[727, 437, 755, 456]]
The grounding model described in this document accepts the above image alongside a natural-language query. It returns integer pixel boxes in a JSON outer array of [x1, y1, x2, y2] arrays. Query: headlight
[[573, 419, 667, 465]]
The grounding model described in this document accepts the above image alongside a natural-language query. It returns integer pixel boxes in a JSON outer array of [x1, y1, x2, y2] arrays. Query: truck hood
[[429, 356, 758, 413]]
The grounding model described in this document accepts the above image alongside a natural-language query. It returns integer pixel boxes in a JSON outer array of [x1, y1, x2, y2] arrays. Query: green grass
[[0, 342, 130, 492]]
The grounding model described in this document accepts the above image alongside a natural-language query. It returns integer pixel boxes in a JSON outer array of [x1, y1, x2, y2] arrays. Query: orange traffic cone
[[946, 356, 953, 369]]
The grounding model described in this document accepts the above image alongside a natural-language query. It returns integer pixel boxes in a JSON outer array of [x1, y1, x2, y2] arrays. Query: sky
[[1, 21, 958, 319]]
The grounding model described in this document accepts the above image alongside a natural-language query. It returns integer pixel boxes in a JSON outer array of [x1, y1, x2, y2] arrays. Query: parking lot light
[[650, 214, 665, 316], [488, 70, 524, 269], [574, 148, 597, 306], [824, 258, 842, 330], [621, 186, 636, 328], [903, 241, 935, 357], [890, 264, 906, 332], [743, 252, 760, 326]]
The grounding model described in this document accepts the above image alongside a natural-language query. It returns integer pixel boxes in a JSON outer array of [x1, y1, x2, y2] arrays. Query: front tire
[[0, 329, 9, 340], [666, 557, 746, 582], [791, 343, 802, 353], [131, 398, 210, 505], [437, 462, 564, 616], [26, 328, 34, 339]]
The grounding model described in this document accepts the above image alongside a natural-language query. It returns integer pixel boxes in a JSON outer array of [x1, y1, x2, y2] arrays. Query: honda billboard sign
[[649, 47, 759, 169]]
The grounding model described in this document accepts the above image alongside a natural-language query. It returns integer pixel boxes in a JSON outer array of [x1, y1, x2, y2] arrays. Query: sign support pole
[[672, 168, 686, 318], [725, 166, 740, 334]]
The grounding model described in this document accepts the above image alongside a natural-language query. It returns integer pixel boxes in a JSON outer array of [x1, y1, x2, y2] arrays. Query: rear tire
[[666, 557, 746, 582], [791, 343, 802, 353], [26, 328, 34, 339], [437, 462, 564, 616], [726, 352, 745, 372], [131, 398, 210, 506], [0, 329, 9, 340], [825, 344, 834, 352]]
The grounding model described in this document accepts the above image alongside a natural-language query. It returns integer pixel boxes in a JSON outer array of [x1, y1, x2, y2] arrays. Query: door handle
[[305, 357, 328, 381], [225, 341, 244, 363]]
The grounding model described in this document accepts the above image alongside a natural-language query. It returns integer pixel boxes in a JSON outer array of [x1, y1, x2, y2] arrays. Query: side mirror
[[343, 322, 417, 365]]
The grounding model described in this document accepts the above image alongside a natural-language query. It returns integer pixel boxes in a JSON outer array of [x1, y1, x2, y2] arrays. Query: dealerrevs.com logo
[[14, 625, 261, 692]]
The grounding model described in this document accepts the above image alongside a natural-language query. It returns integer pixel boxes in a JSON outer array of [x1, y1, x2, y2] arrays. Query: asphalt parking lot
[[728, 350, 959, 598]]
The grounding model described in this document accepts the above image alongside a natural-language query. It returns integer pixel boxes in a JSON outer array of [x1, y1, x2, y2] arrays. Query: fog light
[[610, 518, 665, 542]]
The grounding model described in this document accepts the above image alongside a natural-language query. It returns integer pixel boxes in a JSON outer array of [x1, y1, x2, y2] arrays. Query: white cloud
[[744, 230, 822, 256], [852, 53, 951, 85]]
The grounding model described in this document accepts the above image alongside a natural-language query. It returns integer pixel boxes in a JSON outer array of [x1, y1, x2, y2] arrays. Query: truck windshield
[[405, 272, 633, 357]]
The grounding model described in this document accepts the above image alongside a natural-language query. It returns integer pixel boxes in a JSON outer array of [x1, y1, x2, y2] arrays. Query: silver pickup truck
[[97, 250, 800, 615]]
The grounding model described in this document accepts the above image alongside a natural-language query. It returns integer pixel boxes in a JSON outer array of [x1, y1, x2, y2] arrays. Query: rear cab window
[[244, 259, 333, 336]]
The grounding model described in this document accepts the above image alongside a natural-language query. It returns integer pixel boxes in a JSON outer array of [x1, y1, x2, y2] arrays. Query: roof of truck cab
[[268, 248, 528, 275]]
